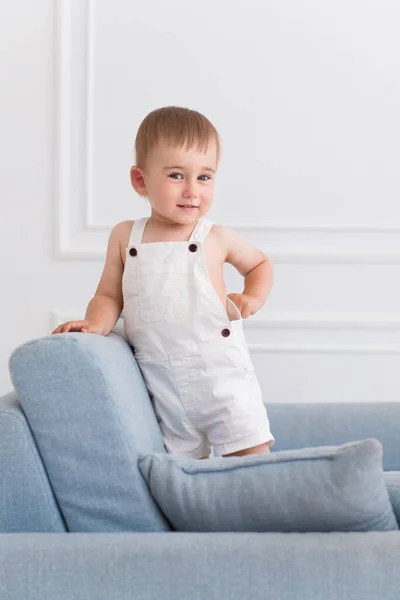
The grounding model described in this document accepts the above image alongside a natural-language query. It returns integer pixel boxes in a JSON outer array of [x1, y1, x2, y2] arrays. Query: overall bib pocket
[[225, 296, 255, 376], [137, 261, 189, 323]]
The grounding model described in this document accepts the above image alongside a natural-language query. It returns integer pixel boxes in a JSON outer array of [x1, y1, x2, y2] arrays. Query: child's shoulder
[[208, 223, 239, 249], [112, 219, 135, 237], [209, 222, 228, 236], [207, 223, 238, 262], [110, 220, 135, 264], [112, 219, 135, 240]]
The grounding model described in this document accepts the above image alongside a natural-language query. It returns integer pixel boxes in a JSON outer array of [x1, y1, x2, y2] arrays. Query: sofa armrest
[[8, 332, 170, 532], [0, 392, 66, 532]]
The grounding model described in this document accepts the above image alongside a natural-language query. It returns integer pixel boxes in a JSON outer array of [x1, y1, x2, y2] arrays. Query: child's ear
[[130, 166, 147, 196]]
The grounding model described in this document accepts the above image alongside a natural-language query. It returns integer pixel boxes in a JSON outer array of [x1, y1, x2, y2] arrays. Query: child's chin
[[175, 209, 200, 220]]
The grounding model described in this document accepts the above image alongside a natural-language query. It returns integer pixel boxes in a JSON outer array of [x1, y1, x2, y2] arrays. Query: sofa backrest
[[268, 402, 400, 471]]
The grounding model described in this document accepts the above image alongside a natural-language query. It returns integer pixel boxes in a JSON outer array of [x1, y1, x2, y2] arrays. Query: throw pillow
[[139, 439, 398, 532]]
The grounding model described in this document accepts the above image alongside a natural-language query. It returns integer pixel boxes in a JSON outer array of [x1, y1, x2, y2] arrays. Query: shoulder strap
[[128, 217, 149, 247], [189, 217, 214, 243], [128, 216, 213, 246]]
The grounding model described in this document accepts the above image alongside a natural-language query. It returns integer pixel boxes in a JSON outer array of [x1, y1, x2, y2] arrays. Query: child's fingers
[[52, 321, 88, 334], [64, 321, 88, 332], [51, 324, 69, 334], [82, 325, 103, 334]]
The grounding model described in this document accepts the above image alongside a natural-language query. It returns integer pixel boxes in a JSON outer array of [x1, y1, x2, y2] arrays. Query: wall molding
[[51, 311, 400, 354], [52, 311, 400, 330], [53, 0, 400, 263], [244, 313, 400, 330], [53, 248, 400, 263], [53, 0, 92, 258], [250, 344, 400, 354], [85, 221, 400, 234]]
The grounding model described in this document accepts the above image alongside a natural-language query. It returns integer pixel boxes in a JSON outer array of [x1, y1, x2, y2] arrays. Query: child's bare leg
[[223, 441, 272, 458], [198, 439, 272, 459]]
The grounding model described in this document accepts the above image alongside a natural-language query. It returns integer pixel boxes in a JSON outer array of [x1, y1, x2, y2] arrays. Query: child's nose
[[183, 184, 198, 198]]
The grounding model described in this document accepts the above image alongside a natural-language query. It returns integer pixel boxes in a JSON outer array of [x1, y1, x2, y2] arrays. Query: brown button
[[129, 247, 137, 257], [188, 244, 198, 253], [221, 328, 230, 337]]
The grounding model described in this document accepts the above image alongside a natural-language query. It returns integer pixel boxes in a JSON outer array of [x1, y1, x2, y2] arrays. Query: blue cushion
[[139, 439, 399, 532], [384, 472, 400, 526]]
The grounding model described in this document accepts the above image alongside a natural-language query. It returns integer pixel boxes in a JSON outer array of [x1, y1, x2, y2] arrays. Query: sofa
[[1, 327, 400, 599]]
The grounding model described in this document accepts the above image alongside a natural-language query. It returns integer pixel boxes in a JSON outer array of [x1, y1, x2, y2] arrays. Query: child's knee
[[223, 442, 271, 458]]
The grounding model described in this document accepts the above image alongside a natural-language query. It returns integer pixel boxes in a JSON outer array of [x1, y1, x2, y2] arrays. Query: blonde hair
[[134, 106, 221, 171]]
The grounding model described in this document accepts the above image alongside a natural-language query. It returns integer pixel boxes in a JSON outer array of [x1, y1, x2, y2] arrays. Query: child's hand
[[51, 320, 106, 335], [227, 293, 262, 319]]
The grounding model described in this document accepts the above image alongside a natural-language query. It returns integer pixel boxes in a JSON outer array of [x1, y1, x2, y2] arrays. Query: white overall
[[122, 216, 274, 458]]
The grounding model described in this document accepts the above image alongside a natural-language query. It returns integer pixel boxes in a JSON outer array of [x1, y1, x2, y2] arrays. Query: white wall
[[1, 0, 399, 402]]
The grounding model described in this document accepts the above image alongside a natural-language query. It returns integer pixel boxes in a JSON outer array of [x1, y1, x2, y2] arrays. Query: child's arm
[[217, 225, 274, 318], [84, 223, 124, 332], [52, 223, 125, 335]]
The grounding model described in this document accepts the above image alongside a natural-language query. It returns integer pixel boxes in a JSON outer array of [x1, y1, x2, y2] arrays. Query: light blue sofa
[[2, 328, 400, 599]]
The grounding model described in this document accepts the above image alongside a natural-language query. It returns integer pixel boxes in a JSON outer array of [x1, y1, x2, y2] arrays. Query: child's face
[[130, 137, 218, 225]]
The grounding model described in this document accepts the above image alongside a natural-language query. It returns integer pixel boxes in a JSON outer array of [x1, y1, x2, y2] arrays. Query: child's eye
[[169, 173, 211, 181]]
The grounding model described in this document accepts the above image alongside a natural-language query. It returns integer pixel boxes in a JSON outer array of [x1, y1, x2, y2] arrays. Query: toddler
[[52, 106, 275, 459]]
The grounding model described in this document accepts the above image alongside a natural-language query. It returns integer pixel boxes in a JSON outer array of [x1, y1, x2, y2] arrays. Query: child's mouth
[[177, 205, 198, 211]]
